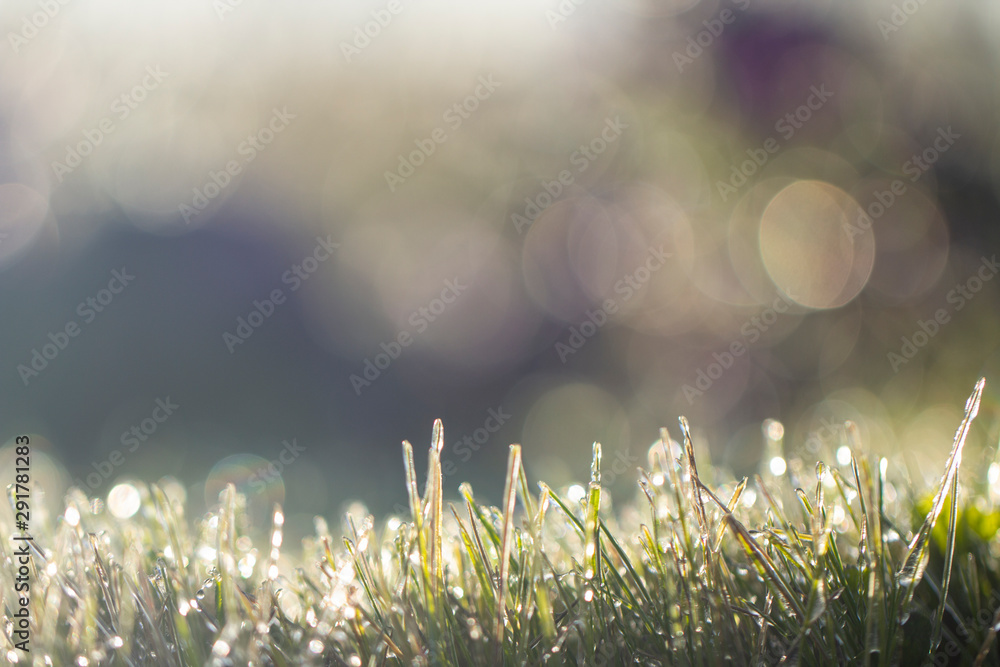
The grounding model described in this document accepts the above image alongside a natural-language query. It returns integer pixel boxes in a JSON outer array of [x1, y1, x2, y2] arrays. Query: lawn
[[3, 379, 998, 666]]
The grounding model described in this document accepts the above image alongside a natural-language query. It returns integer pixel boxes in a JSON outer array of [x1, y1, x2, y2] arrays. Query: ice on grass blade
[[812, 462, 829, 558], [713, 477, 747, 552], [531, 478, 556, 640], [926, 379, 984, 652], [17, 396, 1000, 666], [584, 442, 602, 583], [427, 420, 445, 598], [804, 577, 827, 627], [724, 511, 805, 621], [402, 440, 421, 527], [495, 444, 521, 661], [895, 378, 984, 625]]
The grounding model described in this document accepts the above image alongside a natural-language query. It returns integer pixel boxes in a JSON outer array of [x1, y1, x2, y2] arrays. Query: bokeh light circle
[[759, 180, 875, 309], [108, 483, 142, 519], [205, 454, 286, 525]]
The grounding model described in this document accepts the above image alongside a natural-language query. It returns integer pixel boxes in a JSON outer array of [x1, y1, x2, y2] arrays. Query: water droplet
[[836, 446, 852, 466], [64, 506, 80, 526], [108, 483, 141, 519], [567, 485, 586, 503], [212, 639, 231, 657], [769, 456, 786, 476]]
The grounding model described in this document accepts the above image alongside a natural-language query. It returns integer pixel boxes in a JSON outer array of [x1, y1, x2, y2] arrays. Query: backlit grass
[[3, 379, 1000, 665]]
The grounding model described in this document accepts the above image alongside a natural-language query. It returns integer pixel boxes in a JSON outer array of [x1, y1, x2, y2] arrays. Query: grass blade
[[895, 378, 984, 618], [495, 444, 521, 658]]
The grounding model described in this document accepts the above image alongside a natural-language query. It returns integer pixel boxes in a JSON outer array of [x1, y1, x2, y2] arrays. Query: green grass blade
[[895, 378, 983, 617]]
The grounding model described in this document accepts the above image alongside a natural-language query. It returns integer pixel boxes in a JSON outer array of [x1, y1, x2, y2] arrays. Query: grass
[[4, 378, 1000, 665]]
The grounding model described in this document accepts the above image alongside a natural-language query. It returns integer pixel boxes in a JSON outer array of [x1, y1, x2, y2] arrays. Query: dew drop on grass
[[763, 419, 784, 441], [837, 446, 852, 466], [65, 506, 80, 526], [108, 483, 140, 519], [212, 639, 231, 657], [769, 457, 786, 476], [238, 554, 256, 578]]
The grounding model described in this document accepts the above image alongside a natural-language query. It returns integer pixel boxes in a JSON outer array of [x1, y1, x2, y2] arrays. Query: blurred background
[[2, 0, 1000, 538]]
